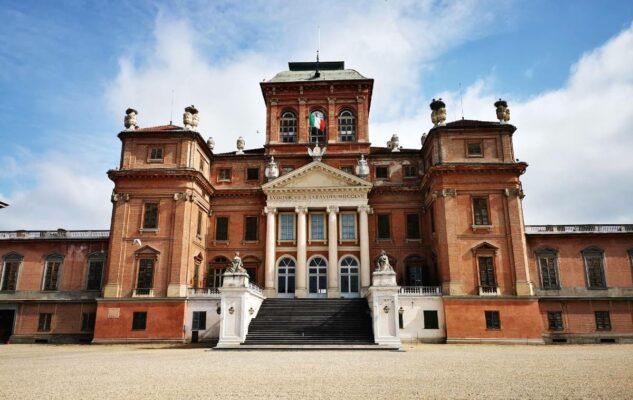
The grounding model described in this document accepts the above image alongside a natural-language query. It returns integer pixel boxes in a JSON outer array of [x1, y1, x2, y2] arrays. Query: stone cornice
[[117, 129, 214, 160], [420, 162, 528, 189], [108, 168, 214, 196]]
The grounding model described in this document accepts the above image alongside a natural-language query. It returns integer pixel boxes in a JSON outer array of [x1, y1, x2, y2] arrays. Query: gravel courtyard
[[1, 343, 632, 399]]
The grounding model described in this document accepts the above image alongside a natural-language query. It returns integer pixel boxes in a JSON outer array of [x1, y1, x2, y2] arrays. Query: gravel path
[[1, 343, 632, 399]]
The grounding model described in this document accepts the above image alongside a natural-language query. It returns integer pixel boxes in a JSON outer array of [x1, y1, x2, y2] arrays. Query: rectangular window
[[485, 310, 500, 330], [132, 312, 147, 331], [143, 203, 158, 229], [340, 165, 354, 175], [1, 260, 20, 291], [207, 267, 223, 288], [81, 312, 96, 332], [595, 311, 611, 330], [310, 213, 325, 241], [218, 168, 232, 181], [403, 165, 417, 178], [215, 217, 229, 241], [192, 311, 207, 331], [245, 216, 258, 241], [279, 214, 295, 241], [136, 259, 154, 289], [341, 213, 356, 240], [538, 253, 559, 289], [467, 142, 483, 157], [424, 310, 439, 329], [547, 311, 563, 331], [478, 256, 496, 287], [246, 168, 259, 181], [38, 313, 52, 332], [584, 253, 606, 289], [473, 197, 490, 226], [149, 147, 164, 162], [377, 214, 391, 239], [43, 259, 61, 291], [375, 166, 389, 179], [282, 166, 294, 175], [196, 210, 203, 237], [86, 259, 104, 290], [406, 214, 421, 239]]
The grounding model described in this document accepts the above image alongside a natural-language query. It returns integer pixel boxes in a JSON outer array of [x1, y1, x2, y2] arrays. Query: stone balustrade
[[398, 286, 442, 296]]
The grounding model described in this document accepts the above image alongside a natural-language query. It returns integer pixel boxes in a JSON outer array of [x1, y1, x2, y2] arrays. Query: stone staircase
[[241, 298, 376, 347]]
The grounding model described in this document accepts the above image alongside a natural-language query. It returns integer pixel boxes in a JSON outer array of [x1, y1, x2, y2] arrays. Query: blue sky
[[1, 0, 632, 229]]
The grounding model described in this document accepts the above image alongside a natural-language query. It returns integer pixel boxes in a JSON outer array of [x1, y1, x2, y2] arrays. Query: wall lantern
[[228, 306, 234, 315], [399, 306, 404, 315], [249, 307, 255, 315], [216, 303, 221, 315]]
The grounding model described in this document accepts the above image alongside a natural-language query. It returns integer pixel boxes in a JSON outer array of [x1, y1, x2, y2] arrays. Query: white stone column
[[327, 206, 340, 298], [358, 205, 372, 292], [264, 207, 277, 297], [295, 206, 308, 298]]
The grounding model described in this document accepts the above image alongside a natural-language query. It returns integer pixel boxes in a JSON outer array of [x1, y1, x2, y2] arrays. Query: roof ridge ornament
[[307, 142, 326, 161]]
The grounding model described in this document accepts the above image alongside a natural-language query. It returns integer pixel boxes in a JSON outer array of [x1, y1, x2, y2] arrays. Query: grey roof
[[268, 69, 368, 83]]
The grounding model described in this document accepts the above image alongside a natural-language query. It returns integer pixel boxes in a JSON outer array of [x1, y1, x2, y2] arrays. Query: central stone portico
[[262, 161, 373, 298]]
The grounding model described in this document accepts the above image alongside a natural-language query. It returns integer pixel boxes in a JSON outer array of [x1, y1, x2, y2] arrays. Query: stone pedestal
[[216, 272, 265, 348], [366, 270, 401, 349]]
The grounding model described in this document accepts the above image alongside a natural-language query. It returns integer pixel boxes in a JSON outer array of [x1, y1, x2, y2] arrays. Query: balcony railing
[[132, 288, 154, 297], [0, 230, 110, 240], [188, 288, 221, 297], [398, 286, 442, 296], [525, 224, 633, 234], [479, 286, 501, 296]]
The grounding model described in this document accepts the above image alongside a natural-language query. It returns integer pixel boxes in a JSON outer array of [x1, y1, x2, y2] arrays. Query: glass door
[[277, 257, 295, 298], [308, 257, 327, 298], [340, 256, 359, 298]]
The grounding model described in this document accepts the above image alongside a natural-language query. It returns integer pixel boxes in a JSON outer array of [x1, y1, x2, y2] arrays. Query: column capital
[[357, 205, 373, 214], [326, 206, 339, 214], [263, 206, 277, 215], [295, 206, 308, 215]]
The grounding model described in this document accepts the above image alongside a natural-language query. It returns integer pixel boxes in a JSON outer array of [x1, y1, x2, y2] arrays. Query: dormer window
[[280, 111, 297, 143], [338, 109, 356, 142], [309, 110, 327, 144]]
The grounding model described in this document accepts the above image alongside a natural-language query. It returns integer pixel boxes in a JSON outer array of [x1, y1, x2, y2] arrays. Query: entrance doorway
[[308, 256, 327, 298], [340, 256, 360, 298], [277, 257, 296, 298], [0, 310, 15, 344]]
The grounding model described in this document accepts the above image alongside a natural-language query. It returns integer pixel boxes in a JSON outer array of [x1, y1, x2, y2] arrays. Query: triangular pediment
[[262, 161, 372, 192]]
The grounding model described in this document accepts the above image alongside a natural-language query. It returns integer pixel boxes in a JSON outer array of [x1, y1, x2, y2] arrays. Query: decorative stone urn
[[494, 99, 511, 123], [183, 105, 199, 130], [356, 154, 369, 178], [308, 143, 326, 161], [207, 137, 215, 151], [124, 108, 138, 130], [387, 134, 401, 152], [264, 156, 279, 181], [236, 136, 245, 155], [430, 98, 447, 126]]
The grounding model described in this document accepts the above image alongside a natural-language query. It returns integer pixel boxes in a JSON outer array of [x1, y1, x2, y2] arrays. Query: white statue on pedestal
[[184, 105, 199, 130], [376, 250, 394, 272], [307, 143, 326, 161], [124, 108, 138, 130], [236, 136, 245, 155], [207, 137, 215, 151], [227, 251, 247, 274]]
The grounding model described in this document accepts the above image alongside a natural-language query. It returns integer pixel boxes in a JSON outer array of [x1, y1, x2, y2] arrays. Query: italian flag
[[309, 111, 326, 132]]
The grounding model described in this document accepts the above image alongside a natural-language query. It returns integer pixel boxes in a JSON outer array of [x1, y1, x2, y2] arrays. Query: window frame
[[1, 253, 22, 291], [536, 249, 560, 290], [340, 165, 354, 175], [218, 168, 232, 182], [244, 216, 259, 241], [215, 216, 229, 241], [337, 109, 356, 142], [85, 253, 106, 291], [478, 256, 497, 288], [192, 311, 207, 331], [309, 109, 327, 144], [42, 254, 63, 291], [148, 146, 164, 163], [196, 209, 204, 238], [136, 258, 155, 289], [278, 212, 296, 242], [142, 202, 159, 230], [309, 212, 326, 242], [484, 310, 501, 330], [38, 313, 52, 332], [81, 312, 96, 332], [405, 213, 421, 240], [403, 164, 417, 179], [595, 311, 611, 331], [339, 212, 357, 241], [246, 167, 260, 181], [279, 110, 298, 143], [132, 311, 147, 331], [582, 247, 607, 290], [472, 197, 491, 226], [466, 141, 483, 158], [423, 310, 439, 330], [547, 311, 564, 331], [375, 165, 389, 180], [376, 214, 391, 240]]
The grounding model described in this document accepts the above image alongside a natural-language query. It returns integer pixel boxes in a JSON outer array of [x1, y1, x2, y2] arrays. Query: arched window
[[309, 110, 327, 144], [279, 111, 297, 143], [208, 256, 229, 288], [338, 110, 356, 142], [339, 256, 359, 297], [43, 254, 63, 291], [1, 252, 22, 291]]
